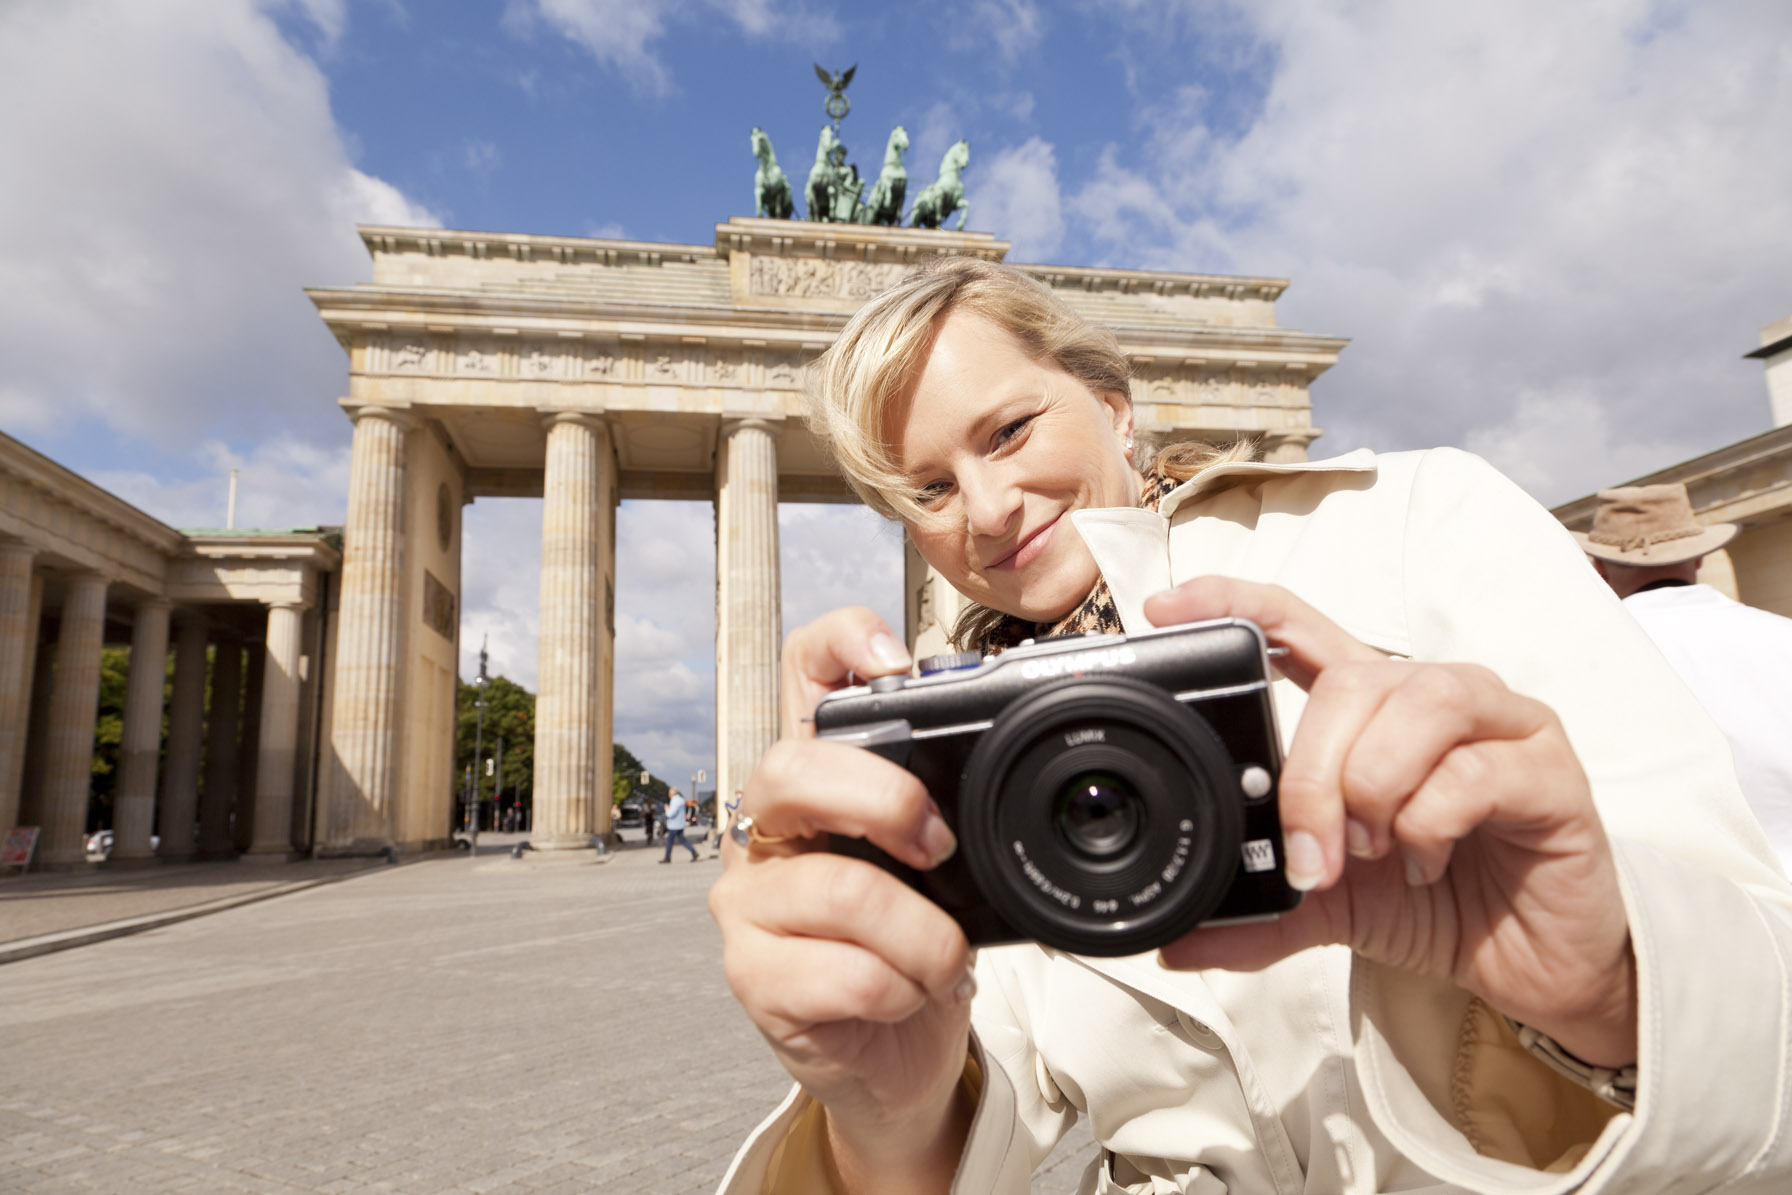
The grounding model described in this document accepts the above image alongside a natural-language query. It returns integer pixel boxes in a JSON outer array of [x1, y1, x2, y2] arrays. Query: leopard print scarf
[[977, 466, 1179, 654]]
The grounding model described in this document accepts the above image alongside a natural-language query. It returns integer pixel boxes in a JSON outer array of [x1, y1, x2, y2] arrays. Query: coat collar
[[1069, 450, 1381, 638], [1156, 448, 1379, 521]]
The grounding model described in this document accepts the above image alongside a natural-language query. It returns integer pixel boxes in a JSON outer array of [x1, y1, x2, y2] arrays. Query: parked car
[[614, 796, 646, 829], [83, 831, 158, 860]]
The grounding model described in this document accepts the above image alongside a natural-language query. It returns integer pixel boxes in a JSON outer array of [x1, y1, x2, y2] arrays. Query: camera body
[[814, 618, 1299, 957]]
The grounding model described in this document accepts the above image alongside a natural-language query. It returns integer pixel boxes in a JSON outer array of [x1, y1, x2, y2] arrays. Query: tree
[[456, 674, 535, 817]]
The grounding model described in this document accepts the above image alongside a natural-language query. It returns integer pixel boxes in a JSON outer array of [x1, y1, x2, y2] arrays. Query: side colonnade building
[[305, 217, 1346, 858], [0, 432, 338, 870]]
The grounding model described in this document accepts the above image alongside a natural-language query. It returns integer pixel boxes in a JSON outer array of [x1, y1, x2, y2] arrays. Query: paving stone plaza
[[1, 834, 1095, 1192]]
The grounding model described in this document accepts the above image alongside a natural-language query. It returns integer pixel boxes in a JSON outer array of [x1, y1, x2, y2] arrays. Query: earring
[[1124, 435, 1135, 452]]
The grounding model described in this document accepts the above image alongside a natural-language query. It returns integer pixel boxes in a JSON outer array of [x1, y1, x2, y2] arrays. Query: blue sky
[[3, 0, 1789, 788]]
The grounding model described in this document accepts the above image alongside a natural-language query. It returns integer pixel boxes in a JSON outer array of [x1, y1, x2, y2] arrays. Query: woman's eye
[[994, 416, 1034, 447], [916, 481, 951, 505]]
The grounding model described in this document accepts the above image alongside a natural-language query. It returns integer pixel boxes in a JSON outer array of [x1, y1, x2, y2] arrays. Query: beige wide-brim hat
[[1572, 483, 1737, 566]]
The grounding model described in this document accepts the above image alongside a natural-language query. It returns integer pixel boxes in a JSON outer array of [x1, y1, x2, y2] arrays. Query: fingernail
[[1403, 853, 1428, 887], [868, 631, 911, 673], [1345, 819, 1373, 858], [1284, 830, 1325, 891], [918, 811, 957, 866]]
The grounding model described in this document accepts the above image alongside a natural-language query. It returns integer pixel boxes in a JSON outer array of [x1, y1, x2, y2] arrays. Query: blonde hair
[[806, 257, 1133, 521], [804, 256, 1259, 645]]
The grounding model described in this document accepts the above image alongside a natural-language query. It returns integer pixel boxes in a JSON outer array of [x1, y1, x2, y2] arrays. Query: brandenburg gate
[[304, 216, 1345, 857]]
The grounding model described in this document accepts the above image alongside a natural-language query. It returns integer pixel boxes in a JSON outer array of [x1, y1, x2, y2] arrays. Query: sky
[[2, 0, 1788, 791]]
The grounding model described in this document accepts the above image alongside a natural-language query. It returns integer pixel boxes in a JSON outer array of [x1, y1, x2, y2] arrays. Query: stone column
[[157, 614, 209, 861], [37, 572, 109, 869], [110, 599, 172, 862], [322, 406, 414, 854], [198, 636, 243, 858], [714, 418, 782, 828], [532, 412, 616, 851], [246, 603, 305, 859], [0, 541, 38, 833]]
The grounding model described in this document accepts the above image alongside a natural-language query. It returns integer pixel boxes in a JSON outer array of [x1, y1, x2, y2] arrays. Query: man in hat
[[1577, 483, 1792, 876]]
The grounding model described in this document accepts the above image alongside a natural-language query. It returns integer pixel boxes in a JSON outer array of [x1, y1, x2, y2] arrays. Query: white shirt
[[1624, 583, 1792, 877]]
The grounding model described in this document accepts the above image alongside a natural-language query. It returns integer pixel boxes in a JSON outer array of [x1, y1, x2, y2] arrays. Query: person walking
[[658, 787, 699, 864]]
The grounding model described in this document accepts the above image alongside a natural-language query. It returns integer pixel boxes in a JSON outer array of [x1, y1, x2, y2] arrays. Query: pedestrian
[[1577, 482, 1792, 875], [712, 790, 743, 857], [659, 787, 699, 863]]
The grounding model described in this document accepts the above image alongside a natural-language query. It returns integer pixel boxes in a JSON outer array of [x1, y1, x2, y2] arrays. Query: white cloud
[[953, 0, 1046, 64], [975, 137, 1065, 261], [512, 0, 838, 97], [88, 436, 353, 532], [1071, 0, 1792, 503], [0, 0, 438, 455]]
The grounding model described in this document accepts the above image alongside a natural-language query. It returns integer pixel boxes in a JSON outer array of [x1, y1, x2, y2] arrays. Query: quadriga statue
[[909, 139, 970, 231]]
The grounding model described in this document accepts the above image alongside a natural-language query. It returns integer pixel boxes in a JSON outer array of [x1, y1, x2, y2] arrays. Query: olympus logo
[[1018, 645, 1138, 680], [1064, 728, 1105, 746]]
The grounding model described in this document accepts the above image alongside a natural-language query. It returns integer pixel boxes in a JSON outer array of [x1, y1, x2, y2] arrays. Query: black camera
[[813, 618, 1299, 957]]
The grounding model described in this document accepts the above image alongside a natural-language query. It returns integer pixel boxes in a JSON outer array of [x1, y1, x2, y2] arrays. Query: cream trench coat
[[719, 448, 1792, 1194]]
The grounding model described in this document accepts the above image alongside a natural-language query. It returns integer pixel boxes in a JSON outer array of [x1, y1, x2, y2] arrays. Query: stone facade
[[0, 431, 339, 871], [307, 216, 1346, 850]]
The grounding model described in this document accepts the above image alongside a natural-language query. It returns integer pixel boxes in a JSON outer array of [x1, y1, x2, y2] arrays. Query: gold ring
[[728, 814, 797, 850]]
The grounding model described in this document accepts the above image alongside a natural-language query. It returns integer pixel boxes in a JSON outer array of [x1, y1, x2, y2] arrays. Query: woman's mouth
[[991, 515, 1059, 571]]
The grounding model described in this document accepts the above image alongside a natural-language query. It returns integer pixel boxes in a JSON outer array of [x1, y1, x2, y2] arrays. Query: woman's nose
[[959, 467, 1020, 538]]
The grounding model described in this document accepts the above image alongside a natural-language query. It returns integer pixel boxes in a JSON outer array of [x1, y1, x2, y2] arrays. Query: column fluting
[[157, 614, 209, 861], [532, 413, 615, 851], [323, 406, 414, 853], [714, 418, 782, 824], [0, 541, 39, 834], [198, 636, 243, 858], [246, 603, 305, 857], [110, 599, 172, 861], [37, 572, 109, 868]]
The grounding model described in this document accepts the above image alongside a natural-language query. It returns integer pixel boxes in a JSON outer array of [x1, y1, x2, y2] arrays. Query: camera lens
[[959, 676, 1244, 957], [1055, 773, 1140, 859]]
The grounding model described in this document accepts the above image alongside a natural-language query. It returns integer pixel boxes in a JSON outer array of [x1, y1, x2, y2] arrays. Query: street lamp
[[468, 637, 489, 853]]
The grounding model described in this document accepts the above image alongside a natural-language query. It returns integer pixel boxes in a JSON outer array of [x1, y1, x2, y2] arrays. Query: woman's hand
[[1146, 577, 1637, 1068], [708, 607, 976, 1194]]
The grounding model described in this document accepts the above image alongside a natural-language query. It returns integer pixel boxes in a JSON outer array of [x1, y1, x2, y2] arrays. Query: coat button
[[1034, 1054, 1064, 1104], [1176, 1009, 1225, 1050]]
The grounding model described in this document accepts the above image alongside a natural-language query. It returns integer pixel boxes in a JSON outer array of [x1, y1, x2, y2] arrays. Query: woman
[[708, 258, 1792, 1193]]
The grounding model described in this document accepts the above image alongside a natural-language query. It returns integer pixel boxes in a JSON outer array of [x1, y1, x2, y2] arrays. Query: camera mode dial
[[918, 651, 982, 676]]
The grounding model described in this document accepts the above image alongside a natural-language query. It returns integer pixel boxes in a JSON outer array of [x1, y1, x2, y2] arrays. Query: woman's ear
[[1099, 390, 1136, 448]]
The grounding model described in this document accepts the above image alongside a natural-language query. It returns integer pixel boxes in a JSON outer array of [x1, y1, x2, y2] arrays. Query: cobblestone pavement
[[1, 832, 1095, 1192]]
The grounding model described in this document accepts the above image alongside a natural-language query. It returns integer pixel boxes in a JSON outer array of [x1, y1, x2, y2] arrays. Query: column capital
[[259, 598, 310, 614], [720, 416, 785, 440], [0, 537, 38, 563], [136, 596, 174, 614], [538, 409, 609, 435], [346, 403, 421, 432]]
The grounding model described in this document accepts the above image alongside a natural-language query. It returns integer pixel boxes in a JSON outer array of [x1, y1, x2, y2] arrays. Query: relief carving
[[458, 346, 495, 374], [587, 352, 616, 376], [711, 355, 740, 383], [422, 569, 457, 642], [392, 341, 428, 371], [749, 255, 912, 299], [525, 348, 557, 376]]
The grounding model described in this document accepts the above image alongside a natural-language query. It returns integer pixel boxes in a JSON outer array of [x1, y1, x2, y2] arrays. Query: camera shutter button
[[1239, 765, 1273, 801], [869, 675, 908, 693]]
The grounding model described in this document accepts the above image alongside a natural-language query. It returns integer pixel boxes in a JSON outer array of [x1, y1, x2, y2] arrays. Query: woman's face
[[889, 308, 1140, 623]]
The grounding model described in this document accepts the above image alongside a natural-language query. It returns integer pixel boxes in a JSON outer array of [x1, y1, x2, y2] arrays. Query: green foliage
[[89, 647, 132, 818], [456, 674, 535, 806], [613, 741, 668, 809]]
